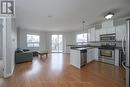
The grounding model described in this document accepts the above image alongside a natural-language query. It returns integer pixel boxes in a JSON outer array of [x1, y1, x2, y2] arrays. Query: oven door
[[99, 48, 115, 64], [100, 49, 113, 57]]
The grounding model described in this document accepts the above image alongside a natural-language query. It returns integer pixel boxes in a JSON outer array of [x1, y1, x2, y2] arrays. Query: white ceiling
[[16, 0, 130, 31]]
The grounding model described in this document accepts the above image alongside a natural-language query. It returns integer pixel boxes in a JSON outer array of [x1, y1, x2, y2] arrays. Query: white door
[[0, 18, 6, 77], [51, 35, 63, 52]]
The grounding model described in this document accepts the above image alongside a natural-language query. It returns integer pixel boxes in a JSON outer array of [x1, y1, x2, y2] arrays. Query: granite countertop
[[71, 47, 93, 51], [67, 44, 122, 50], [67, 41, 123, 50]]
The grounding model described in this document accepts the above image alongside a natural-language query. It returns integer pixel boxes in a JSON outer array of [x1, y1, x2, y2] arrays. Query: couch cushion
[[23, 49, 30, 52], [16, 48, 24, 53]]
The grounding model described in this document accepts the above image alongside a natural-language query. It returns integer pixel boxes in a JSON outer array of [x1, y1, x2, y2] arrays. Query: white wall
[[11, 18, 17, 75], [4, 17, 17, 77], [18, 29, 47, 51], [0, 19, 3, 59], [17, 29, 79, 53]]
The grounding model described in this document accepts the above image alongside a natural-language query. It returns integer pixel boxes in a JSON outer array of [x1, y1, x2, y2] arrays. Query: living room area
[[15, 28, 72, 63]]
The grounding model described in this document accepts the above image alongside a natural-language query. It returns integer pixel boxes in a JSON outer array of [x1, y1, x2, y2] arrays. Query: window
[[76, 33, 87, 43], [27, 34, 40, 47]]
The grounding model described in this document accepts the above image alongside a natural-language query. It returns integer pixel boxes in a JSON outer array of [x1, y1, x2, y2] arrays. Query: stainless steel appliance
[[100, 33, 116, 42], [122, 19, 130, 87], [80, 49, 87, 66], [99, 48, 115, 64], [99, 33, 116, 64]]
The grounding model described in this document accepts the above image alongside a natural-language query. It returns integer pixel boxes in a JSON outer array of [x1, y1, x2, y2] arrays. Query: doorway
[[51, 35, 63, 52]]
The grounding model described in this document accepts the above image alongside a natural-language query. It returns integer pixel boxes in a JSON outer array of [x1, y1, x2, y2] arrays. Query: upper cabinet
[[100, 28, 106, 34], [95, 29, 100, 41], [115, 24, 127, 41], [87, 28, 96, 41], [88, 20, 127, 42], [106, 27, 116, 34], [95, 27, 116, 41], [90, 28, 96, 41], [87, 29, 91, 41]]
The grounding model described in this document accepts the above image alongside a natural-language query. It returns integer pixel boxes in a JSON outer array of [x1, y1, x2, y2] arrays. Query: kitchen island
[[70, 47, 98, 69]]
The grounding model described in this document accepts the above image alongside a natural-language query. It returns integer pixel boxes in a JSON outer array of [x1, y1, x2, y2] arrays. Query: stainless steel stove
[[99, 33, 116, 64]]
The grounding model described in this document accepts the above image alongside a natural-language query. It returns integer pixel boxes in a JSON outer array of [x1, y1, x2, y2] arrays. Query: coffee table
[[38, 51, 48, 59]]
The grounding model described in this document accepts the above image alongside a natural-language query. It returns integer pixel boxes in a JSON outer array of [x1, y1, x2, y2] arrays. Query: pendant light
[[82, 21, 85, 37]]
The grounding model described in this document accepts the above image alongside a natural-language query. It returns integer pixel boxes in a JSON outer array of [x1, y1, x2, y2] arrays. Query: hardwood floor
[[0, 53, 125, 87]]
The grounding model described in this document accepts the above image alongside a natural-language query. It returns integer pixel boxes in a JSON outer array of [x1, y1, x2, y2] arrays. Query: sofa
[[15, 48, 33, 64]]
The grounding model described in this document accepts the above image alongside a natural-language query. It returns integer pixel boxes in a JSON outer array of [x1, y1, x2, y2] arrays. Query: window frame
[[26, 34, 40, 48], [76, 33, 87, 44]]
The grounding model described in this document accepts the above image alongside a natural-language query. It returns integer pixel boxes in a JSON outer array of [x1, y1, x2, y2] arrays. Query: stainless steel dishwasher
[[80, 49, 87, 67]]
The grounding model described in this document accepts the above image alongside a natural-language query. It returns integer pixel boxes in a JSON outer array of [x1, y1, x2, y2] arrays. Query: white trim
[[0, 17, 6, 78], [4, 64, 14, 78]]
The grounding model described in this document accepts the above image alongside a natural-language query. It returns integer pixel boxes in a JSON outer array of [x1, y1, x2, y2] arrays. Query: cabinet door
[[100, 28, 106, 34], [105, 27, 115, 34], [90, 28, 96, 41], [70, 50, 80, 68], [87, 48, 99, 63], [95, 29, 101, 41], [93, 48, 98, 60], [116, 24, 127, 41], [87, 29, 91, 41], [87, 49, 93, 63]]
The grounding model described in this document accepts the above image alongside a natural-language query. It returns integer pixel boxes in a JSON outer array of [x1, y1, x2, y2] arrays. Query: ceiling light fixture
[[105, 13, 114, 19]]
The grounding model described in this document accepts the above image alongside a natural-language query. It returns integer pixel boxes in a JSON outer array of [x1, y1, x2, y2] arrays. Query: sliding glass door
[[51, 35, 63, 52]]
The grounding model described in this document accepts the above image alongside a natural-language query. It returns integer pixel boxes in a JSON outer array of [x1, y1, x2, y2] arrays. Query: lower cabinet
[[70, 49, 81, 69], [70, 49, 87, 69], [87, 48, 98, 63], [70, 48, 98, 69]]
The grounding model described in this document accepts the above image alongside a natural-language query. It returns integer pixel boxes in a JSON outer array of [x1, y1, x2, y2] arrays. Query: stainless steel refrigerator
[[122, 19, 130, 87]]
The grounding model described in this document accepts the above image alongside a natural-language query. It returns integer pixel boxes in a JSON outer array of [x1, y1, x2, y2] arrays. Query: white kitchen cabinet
[[100, 27, 115, 35], [94, 48, 99, 60], [102, 20, 114, 28], [100, 28, 106, 34], [116, 24, 127, 41], [98, 20, 116, 35], [105, 27, 116, 34], [87, 48, 98, 63], [87, 29, 91, 41], [90, 28, 96, 41], [70, 49, 81, 69], [87, 28, 96, 42], [95, 29, 101, 41], [115, 49, 119, 66], [87, 49, 94, 63]]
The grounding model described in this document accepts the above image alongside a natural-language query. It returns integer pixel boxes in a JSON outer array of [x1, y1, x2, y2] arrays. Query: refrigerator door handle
[[122, 60, 127, 69], [122, 60, 130, 69]]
